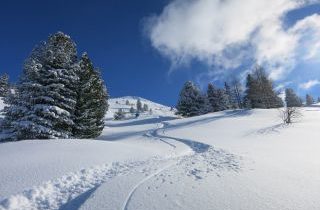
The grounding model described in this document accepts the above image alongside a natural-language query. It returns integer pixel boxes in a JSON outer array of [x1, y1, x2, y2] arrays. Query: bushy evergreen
[[285, 88, 302, 107], [73, 53, 108, 138], [306, 94, 314, 106], [244, 66, 283, 109], [143, 104, 149, 112], [1, 32, 79, 140], [1, 32, 109, 141], [176, 81, 208, 117], [136, 99, 143, 112], [207, 83, 229, 112]]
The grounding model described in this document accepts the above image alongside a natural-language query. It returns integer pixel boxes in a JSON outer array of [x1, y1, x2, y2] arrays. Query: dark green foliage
[[244, 66, 283, 109], [136, 99, 143, 112], [285, 88, 302, 107], [207, 83, 229, 112], [176, 81, 208, 117], [1, 32, 79, 140], [73, 53, 109, 138]]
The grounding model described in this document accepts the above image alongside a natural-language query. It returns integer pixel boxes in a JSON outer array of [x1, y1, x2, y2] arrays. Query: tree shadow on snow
[[164, 109, 252, 131], [59, 186, 99, 210]]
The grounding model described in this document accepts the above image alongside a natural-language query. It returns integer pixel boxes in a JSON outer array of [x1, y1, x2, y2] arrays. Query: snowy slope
[[106, 96, 176, 119], [0, 97, 320, 210]]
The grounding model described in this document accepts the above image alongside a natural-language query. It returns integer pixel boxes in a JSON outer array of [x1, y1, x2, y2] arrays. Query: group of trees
[[176, 80, 243, 117], [0, 32, 108, 141], [114, 98, 152, 120], [176, 65, 318, 118]]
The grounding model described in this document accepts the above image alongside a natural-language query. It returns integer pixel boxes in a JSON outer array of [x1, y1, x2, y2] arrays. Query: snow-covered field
[[0, 98, 320, 210]]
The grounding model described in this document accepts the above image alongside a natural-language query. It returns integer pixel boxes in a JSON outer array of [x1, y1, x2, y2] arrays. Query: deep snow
[[0, 98, 320, 210]]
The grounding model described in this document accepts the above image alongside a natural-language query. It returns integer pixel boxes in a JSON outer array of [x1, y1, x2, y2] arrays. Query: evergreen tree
[[306, 94, 314, 106], [0, 73, 9, 97], [143, 104, 149, 112], [207, 83, 219, 112], [136, 99, 143, 112], [176, 81, 208, 117], [130, 107, 135, 114], [317, 97, 320, 103], [1, 32, 79, 140], [244, 66, 283, 109], [285, 88, 302, 107], [114, 109, 125, 120], [231, 79, 243, 108], [207, 83, 229, 112], [73, 53, 109, 139], [224, 82, 236, 109], [125, 100, 130, 105]]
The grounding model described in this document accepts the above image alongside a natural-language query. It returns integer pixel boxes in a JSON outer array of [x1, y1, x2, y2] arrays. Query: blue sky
[[0, 0, 320, 106]]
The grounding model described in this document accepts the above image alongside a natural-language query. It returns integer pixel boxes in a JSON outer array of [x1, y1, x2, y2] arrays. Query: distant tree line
[[0, 32, 108, 141], [176, 65, 316, 117]]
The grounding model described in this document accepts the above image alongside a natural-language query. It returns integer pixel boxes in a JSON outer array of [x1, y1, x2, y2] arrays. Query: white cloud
[[145, 0, 320, 80], [299, 80, 320, 89]]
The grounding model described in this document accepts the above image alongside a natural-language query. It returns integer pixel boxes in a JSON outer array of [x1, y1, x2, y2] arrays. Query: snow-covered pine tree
[[125, 100, 130, 105], [224, 82, 236, 109], [176, 81, 207, 117], [143, 104, 149, 112], [0, 73, 9, 97], [216, 88, 229, 111], [306, 94, 314, 106], [207, 83, 219, 112], [244, 66, 283, 109], [73, 53, 109, 138], [207, 83, 229, 112], [114, 109, 125, 120], [1, 32, 79, 140], [285, 88, 302, 107], [231, 79, 243, 108], [317, 97, 320, 103], [130, 106, 135, 114], [136, 99, 143, 112]]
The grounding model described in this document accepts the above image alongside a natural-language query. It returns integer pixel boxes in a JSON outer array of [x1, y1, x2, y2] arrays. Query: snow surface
[[0, 97, 320, 210]]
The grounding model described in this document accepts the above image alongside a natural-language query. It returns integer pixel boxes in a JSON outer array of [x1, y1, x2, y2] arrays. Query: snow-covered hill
[[106, 96, 176, 119], [1, 97, 320, 210]]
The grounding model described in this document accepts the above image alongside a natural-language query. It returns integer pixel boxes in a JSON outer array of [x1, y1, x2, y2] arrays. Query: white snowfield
[[0, 98, 320, 210]]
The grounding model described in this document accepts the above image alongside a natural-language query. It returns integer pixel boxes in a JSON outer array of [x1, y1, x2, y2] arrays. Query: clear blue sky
[[1, 0, 320, 106]]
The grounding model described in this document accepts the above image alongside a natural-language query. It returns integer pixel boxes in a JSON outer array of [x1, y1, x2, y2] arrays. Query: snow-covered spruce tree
[[114, 109, 125, 120], [143, 104, 149, 112], [207, 83, 229, 112], [306, 94, 314, 106], [285, 88, 302, 107], [231, 79, 244, 108], [176, 81, 208, 117], [136, 98, 143, 112], [73, 53, 108, 138], [0, 73, 9, 97], [207, 83, 219, 112], [224, 82, 236, 109], [244, 66, 283, 109], [1, 32, 79, 140]]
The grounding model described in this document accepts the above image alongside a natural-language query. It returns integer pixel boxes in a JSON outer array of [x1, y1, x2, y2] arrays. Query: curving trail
[[0, 114, 241, 210]]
